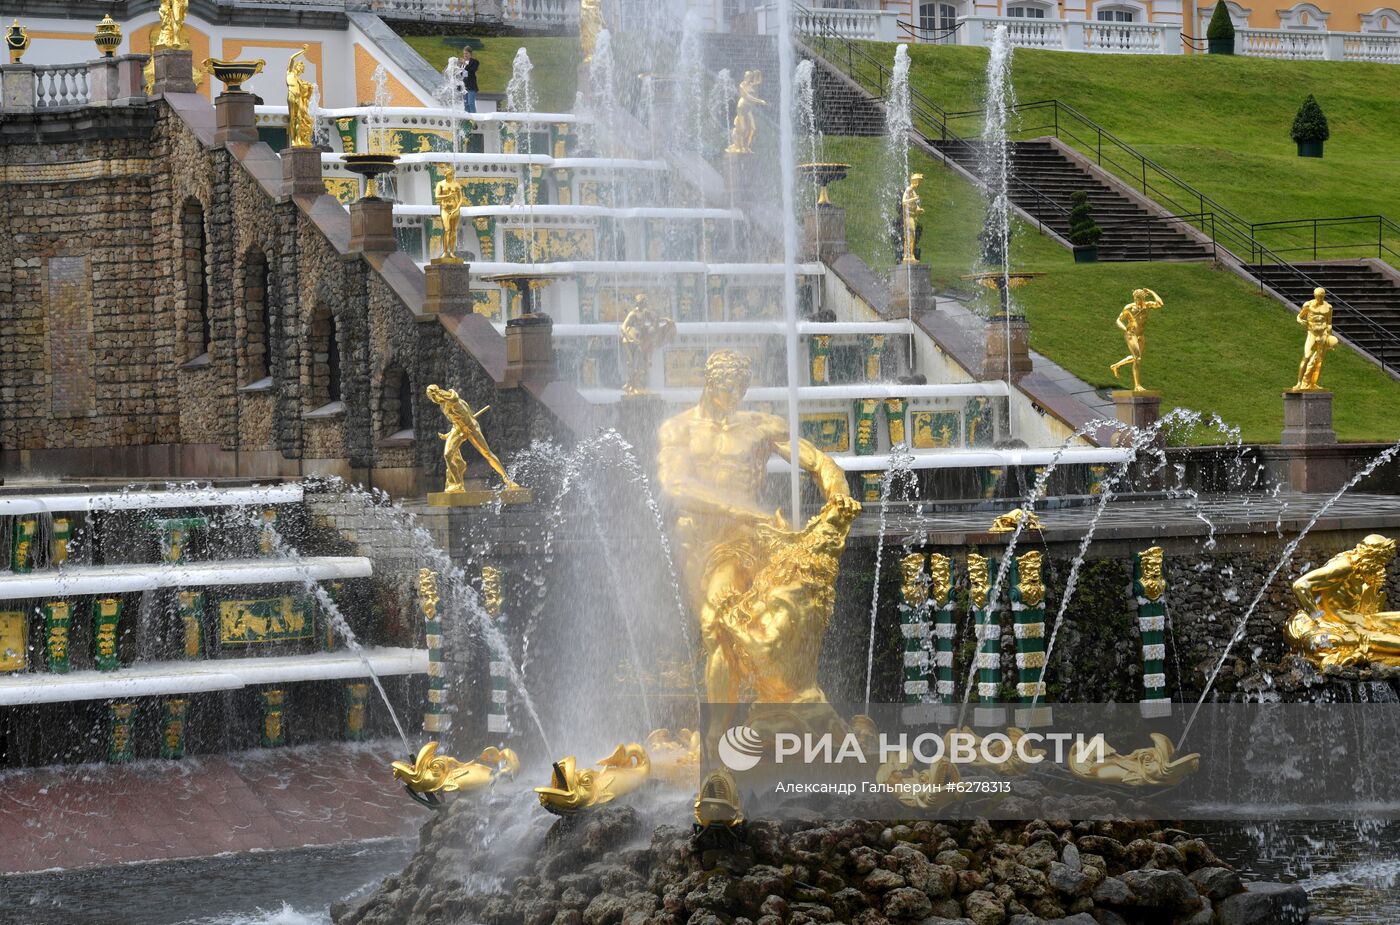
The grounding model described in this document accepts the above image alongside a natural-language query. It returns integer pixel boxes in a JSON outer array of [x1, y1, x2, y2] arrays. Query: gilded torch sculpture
[[1292, 286, 1337, 392], [433, 165, 466, 264], [286, 45, 315, 150], [725, 70, 767, 155], [1286, 533, 1400, 667], [619, 293, 675, 397], [426, 384, 522, 495], [1109, 287, 1164, 393]]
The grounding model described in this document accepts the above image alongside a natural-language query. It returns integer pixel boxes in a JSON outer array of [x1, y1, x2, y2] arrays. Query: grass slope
[[823, 136, 1400, 444], [858, 43, 1400, 256], [403, 34, 579, 112]]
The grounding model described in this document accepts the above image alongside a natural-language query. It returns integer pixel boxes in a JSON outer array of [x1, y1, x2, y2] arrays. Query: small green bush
[[1207, 1, 1236, 39], [1291, 94, 1330, 144], [1068, 191, 1102, 247]]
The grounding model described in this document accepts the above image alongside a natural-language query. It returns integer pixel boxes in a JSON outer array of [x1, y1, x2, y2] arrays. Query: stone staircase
[[934, 139, 1214, 262], [1248, 261, 1400, 369], [809, 58, 885, 136], [701, 33, 779, 88]]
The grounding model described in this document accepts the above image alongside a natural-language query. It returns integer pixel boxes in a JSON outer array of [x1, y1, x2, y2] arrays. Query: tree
[[1207, 1, 1236, 39], [1291, 94, 1331, 144], [1068, 191, 1102, 247]]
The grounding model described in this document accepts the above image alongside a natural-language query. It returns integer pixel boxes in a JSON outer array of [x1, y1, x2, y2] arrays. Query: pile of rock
[[336, 800, 1307, 925]]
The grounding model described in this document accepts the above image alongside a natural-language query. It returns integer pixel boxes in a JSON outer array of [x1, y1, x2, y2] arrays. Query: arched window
[[378, 364, 414, 439], [1198, 1, 1252, 32], [308, 302, 343, 409], [1361, 7, 1400, 31], [396, 373, 414, 433], [241, 248, 273, 385], [919, 2, 959, 35], [1096, 5, 1136, 21], [181, 199, 210, 361]]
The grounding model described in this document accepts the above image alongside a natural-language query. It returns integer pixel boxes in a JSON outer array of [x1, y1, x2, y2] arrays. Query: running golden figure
[[426, 384, 521, 494], [1292, 287, 1337, 391], [725, 70, 767, 154], [1110, 287, 1164, 393]]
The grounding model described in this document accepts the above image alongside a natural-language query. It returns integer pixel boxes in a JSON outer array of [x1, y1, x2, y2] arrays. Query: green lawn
[[403, 34, 579, 112], [823, 136, 1400, 444], [849, 43, 1400, 258]]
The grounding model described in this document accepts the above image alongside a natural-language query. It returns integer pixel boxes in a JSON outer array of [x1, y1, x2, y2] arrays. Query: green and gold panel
[[965, 397, 994, 448], [0, 611, 27, 672], [372, 127, 452, 157], [323, 178, 359, 205], [472, 289, 502, 321], [219, 597, 313, 645], [333, 116, 358, 153], [726, 286, 781, 321], [912, 411, 961, 449], [800, 412, 851, 453], [664, 347, 709, 388], [577, 180, 614, 207], [471, 216, 496, 261], [503, 227, 596, 263]]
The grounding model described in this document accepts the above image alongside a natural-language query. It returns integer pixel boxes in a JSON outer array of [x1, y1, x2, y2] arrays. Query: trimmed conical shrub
[[1068, 191, 1102, 247], [1207, 1, 1236, 40], [1291, 94, 1330, 144]]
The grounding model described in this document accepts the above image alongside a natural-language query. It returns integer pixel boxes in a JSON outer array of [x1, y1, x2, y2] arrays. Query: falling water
[[506, 48, 538, 116], [368, 65, 398, 199], [434, 56, 465, 112], [882, 45, 913, 267], [776, 0, 804, 526], [864, 446, 918, 711], [506, 48, 539, 259], [678, 10, 706, 160], [709, 67, 737, 146]]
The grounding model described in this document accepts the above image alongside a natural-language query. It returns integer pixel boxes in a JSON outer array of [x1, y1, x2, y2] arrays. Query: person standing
[[461, 46, 480, 114]]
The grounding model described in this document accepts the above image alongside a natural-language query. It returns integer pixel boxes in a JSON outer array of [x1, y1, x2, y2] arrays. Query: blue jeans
[[465, 90, 477, 113]]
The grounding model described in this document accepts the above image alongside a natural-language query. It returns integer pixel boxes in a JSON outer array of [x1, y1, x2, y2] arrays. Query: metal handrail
[[1179, 32, 1209, 51], [896, 19, 963, 43], [1248, 214, 1400, 264]]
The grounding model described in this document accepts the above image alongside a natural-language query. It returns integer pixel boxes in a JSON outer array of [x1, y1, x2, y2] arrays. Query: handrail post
[[1313, 220, 1318, 261]]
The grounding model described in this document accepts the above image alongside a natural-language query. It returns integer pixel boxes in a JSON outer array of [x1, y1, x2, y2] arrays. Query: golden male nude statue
[[1286, 534, 1400, 668], [1110, 287, 1164, 393], [901, 174, 924, 264], [426, 384, 520, 494], [1292, 287, 1337, 392], [286, 46, 315, 150], [657, 350, 858, 736]]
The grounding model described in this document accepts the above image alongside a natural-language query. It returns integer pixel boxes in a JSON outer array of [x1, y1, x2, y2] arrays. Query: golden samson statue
[[658, 349, 859, 744], [1286, 534, 1400, 668]]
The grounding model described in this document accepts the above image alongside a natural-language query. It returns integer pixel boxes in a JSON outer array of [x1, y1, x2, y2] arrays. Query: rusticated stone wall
[[0, 99, 577, 484]]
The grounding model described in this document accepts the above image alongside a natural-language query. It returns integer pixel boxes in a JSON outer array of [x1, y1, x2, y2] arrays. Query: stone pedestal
[[803, 205, 847, 262], [1112, 389, 1162, 434], [1, 66, 34, 114], [281, 146, 324, 199], [151, 49, 196, 95], [214, 91, 257, 146], [502, 313, 556, 388], [890, 260, 935, 314], [1279, 390, 1349, 492], [428, 485, 534, 507], [980, 314, 1032, 381], [349, 199, 396, 255], [1282, 390, 1336, 446], [724, 152, 758, 207], [422, 261, 473, 316]]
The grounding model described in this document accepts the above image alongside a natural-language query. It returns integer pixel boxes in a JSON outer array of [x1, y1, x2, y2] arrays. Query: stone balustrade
[[0, 55, 146, 113], [958, 16, 1180, 53], [357, 0, 576, 25], [776, 4, 903, 41]]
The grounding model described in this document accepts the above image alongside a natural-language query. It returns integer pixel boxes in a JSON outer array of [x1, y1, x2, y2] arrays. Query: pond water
[[2, 823, 1397, 924]]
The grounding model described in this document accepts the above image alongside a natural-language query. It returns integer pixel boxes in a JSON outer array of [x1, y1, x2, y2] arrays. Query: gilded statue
[[481, 565, 503, 618], [989, 508, 1042, 534], [433, 165, 466, 264], [725, 70, 767, 155], [968, 553, 990, 609], [535, 744, 650, 815], [1109, 287, 1164, 393], [154, 0, 189, 51], [928, 553, 952, 607], [1286, 534, 1400, 668], [1138, 546, 1165, 602], [694, 768, 745, 828], [620, 294, 676, 397], [426, 384, 521, 494], [901, 173, 924, 264], [580, 0, 605, 64], [1292, 287, 1337, 392], [899, 553, 929, 607], [286, 45, 315, 150], [658, 349, 858, 742], [1016, 551, 1045, 609], [418, 568, 439, 619], [1069, 733, 1199, 787], [392, 742, 520, 795]]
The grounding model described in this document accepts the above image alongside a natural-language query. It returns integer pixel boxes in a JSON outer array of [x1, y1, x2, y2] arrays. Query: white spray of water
[[777, 0, 803, 525], [794, 59, 819, 211], [882, 45, 913, 264], [864, 446, 918, 711], [981, 27, 1016, 389]]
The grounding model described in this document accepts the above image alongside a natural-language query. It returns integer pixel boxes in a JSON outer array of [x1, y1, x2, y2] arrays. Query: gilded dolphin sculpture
[[391, 742, 519, 795], [535, 743, 651, 815], [1069, 733, 1199, 787], [989, 508, 1043, 534]]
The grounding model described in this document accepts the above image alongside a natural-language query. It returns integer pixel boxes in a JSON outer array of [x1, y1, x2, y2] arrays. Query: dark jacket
[[461, 57, 480, 93]]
